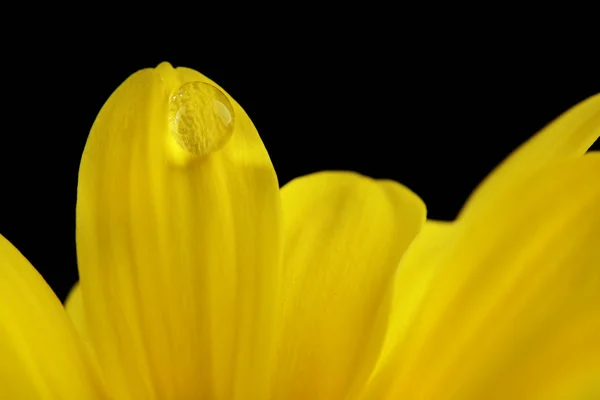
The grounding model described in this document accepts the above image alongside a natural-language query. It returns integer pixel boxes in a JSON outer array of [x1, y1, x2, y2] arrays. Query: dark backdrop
[[0, 36, 598, 302]]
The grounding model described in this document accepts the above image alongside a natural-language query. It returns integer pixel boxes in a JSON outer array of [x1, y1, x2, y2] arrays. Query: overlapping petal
[[363, 94, 600, 399], [271, 172, 425, 399]]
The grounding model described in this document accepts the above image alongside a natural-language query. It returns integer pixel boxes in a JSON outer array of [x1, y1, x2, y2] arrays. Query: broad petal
[[0, 235, 106, 399], [460, 93, 600, 219], [76, 63, 282, 399], [271, 172, 426, 399], [363, 153, 600, 399]]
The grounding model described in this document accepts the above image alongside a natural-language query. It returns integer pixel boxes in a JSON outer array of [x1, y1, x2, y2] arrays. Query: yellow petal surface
[[76, 62, 282, 399], [0, 235, 106, 399], [64, 281, 88, 340], [271, 172, 426, 399], [368, 219, 454, 375], [460, 93, 600, 219], [364, 153, 600, 399]]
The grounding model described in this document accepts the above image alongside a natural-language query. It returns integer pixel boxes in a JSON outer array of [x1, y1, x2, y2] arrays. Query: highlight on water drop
[[168, 81, 235, 156]]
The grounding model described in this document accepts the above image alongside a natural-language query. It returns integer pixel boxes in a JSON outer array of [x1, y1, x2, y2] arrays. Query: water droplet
[[168, 82, 235, 156]]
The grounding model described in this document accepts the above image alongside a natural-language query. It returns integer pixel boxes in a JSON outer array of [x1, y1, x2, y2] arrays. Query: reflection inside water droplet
[[168, 82, 235, 156]]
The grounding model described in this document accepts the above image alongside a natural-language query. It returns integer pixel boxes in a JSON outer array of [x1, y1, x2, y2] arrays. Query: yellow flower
[[0, 62, 598, 399]]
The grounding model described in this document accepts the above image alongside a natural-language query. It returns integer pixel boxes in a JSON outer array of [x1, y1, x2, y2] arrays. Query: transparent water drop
[[168, 82, 235, 155]]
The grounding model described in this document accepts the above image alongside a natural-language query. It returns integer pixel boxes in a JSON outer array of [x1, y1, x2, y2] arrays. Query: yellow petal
[[0, 235, 106, 399], [460, 93, 600, 219], [368, 219, 454, 373], [76, 62, 282, 399], [271, 171, 426, 399], [364, 153, 600, 399], [64, 281, 88, 340]]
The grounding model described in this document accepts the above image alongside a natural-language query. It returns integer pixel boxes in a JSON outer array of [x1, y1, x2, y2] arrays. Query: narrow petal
[[364, 153, 600, 399], [0, 235, 105, 399], [76, 63, 282, 399], [65, 282, 87, 340], [369, 219, 454, 372], [460, 93, 600, 219], [271, 172, 426, 399]]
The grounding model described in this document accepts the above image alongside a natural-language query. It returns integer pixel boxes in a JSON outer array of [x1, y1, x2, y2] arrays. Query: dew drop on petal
[[168, 81, 235, 156]]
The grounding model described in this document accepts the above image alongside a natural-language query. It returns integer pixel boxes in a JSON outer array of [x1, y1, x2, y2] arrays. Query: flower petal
[[363, 153, 600, 399], [0, 235, 106, 399], [64, 282, 87, 340], [369, 219, 454, 373], [271, 171, 426, 399], [76, 63, 282, 399], [459, 93, 599, 219]]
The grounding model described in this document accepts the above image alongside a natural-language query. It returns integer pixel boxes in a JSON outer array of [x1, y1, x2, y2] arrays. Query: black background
[[0, 30, 598, 303]]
